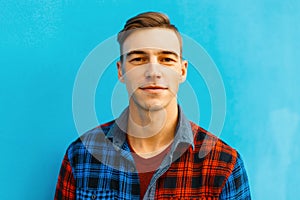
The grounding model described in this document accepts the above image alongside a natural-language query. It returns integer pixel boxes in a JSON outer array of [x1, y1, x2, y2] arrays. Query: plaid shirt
[[55, 107, 251, 199]]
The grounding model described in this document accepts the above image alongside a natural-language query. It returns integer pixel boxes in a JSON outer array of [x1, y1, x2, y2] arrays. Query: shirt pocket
[[76, 188, 117, 200]]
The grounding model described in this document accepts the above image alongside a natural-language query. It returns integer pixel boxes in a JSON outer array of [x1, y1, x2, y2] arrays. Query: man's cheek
[[124, 70, 145, 94], [162, 68, 181, 81]]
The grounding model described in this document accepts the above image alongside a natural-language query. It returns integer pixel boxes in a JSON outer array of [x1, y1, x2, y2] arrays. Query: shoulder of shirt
[[65, 120, 116, 156], [65, 120, 239, 166], [189, 121, 238, 165]]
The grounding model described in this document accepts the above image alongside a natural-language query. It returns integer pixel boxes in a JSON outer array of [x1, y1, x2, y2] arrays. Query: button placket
[[91, 193, 96, 200]]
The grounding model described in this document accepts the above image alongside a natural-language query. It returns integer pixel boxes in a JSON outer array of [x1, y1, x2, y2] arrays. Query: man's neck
[[127, 101, 178, 157]]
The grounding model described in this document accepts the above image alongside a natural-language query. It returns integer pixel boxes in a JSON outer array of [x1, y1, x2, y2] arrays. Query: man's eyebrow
[[125, 50, 147, 57], [160, 51, 179, 58], [124, 50, 180, 59]]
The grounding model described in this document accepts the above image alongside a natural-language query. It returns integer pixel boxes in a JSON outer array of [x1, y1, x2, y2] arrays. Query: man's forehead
[[122, 28, 181, 56]]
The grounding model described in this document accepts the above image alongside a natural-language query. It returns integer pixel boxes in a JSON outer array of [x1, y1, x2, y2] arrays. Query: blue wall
[[1, 1, 299, 199]]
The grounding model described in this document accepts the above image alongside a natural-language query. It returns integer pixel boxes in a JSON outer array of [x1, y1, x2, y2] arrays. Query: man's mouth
[[140, 85, 167, 89], [139, 85, 168, 93]]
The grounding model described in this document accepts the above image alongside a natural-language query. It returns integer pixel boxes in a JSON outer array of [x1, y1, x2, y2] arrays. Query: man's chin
[[130, 97, 170, 112], [139, 102, 166, 112], [146, 104, 165, 111]]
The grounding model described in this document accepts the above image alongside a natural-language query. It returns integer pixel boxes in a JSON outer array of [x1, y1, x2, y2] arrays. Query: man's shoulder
[[189, 121, 238, 164], [66, 120, 116, 157]]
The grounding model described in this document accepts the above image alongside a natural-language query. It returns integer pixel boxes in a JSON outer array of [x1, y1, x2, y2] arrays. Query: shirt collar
[[106, 105, 195, 151]]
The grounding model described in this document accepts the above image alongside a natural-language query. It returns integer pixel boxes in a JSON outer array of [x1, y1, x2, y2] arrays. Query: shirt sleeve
[[219, 152, 251, 200], [54, 153, 76, 200]]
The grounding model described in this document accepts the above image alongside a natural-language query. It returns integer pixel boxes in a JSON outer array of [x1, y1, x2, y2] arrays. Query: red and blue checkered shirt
[[55, 107, 251, 199]]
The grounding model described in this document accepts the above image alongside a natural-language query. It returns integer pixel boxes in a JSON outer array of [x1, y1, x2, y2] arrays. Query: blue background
[[1, 0, 299, 199]]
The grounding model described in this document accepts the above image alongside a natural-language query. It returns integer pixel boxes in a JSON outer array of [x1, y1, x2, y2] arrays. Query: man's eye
[[161, 57, 176, 62], [129, 57, 147, 63]]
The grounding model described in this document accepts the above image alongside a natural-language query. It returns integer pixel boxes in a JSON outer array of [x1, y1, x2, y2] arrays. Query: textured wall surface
[[1, 1, 299, 199]]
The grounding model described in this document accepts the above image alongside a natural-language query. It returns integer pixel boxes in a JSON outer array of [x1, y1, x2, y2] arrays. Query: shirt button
[[91, 194, 96, 199], [113, 144, 120, 151]]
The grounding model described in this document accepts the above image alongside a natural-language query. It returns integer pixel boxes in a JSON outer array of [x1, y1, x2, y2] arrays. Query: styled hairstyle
[[117, 12, 182, 60]]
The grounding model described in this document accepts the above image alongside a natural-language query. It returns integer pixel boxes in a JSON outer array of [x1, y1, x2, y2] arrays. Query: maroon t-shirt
[[128, 141, 172, 200]]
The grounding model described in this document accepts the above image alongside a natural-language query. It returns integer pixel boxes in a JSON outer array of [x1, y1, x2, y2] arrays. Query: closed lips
[[140, 85, 168, 90]]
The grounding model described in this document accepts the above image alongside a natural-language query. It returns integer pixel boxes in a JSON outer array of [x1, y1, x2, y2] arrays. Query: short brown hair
[[117, 12, 182, 60]]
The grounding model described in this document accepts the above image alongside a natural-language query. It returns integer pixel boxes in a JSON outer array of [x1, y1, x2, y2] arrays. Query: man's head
[[117, 12, 183, 61], [116, 12, 188, 112]]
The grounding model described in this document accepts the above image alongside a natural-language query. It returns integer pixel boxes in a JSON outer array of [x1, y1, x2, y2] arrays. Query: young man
[[55, 12, 251, 199]]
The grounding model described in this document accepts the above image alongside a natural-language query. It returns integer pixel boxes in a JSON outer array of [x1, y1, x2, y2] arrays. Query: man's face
[[117, 28, 188, 111]]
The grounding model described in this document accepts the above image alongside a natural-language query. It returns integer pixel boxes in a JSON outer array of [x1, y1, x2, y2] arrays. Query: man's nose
[[144, 62, 162, 79]]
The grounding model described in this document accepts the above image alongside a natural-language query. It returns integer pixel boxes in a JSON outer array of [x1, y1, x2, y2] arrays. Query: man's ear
[[117, 61, 125, 83], [179, 60, 188, 83]]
